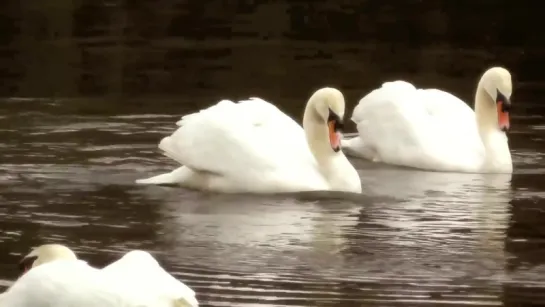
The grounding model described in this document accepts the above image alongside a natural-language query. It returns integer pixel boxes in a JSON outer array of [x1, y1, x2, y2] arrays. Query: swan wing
[[145, 97, 322, 190], [0, 260, 127, 307], [102, 251, 198, 307], [346, 81, 484, 171], [165, 98, 310, 174]]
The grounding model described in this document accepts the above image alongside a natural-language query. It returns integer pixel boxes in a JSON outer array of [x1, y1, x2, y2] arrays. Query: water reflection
[[124, 162, 513, 306], [1, 98, 545, 306]]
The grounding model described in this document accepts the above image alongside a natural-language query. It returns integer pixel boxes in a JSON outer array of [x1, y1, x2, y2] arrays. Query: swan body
[[343, 67, 513, 173], [136, 88, 362, 193], [0, 244, 197, 307]]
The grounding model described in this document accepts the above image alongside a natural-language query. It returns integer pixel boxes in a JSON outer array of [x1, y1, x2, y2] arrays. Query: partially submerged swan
[[343, 67, 513, 173], [136, 87, 362, 193], [0, 244, 198, 307]]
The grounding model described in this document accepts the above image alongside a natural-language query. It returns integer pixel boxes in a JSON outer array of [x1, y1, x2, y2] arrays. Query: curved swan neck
[[301, 89, 361, 192], [474, 86, 498, 133], [474, 84, 511, 171], [302, 97, 337, 164]]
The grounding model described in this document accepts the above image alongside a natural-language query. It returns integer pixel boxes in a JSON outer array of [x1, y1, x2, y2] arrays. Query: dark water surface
[[2, 1, 545, 307], [1, 90, 545, 306]]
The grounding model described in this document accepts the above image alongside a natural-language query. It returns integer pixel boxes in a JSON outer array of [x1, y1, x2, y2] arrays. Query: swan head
[[308, 87, 346, 152], [19, 244, 77, 273], [479, 67, 512, 131]]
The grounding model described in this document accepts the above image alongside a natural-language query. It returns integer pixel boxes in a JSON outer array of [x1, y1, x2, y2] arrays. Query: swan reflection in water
[[143, 165, 512, 305], [356, 166, 512, 277]]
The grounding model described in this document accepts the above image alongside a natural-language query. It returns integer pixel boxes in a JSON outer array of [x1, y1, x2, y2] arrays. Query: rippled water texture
[[1, 94, 545, 306]]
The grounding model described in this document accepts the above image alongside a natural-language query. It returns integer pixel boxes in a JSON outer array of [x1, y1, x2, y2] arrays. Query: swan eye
[[496, 90, 511, 112], [327, 109, 344, 131], [18, 255, 38, 273]]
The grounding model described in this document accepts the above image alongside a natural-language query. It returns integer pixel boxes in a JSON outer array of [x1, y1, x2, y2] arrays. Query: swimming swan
[[342, 67, 513, 173], [136, 87, 362, 193], [0, 244, 198, 307]]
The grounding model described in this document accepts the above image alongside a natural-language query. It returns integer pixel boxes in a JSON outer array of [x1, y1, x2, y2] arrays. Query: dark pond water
[[1, 1, 545, 307]]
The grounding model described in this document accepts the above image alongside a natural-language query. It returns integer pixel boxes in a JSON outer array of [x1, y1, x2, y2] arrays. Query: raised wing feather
[[348, 81, 484, 171], [159, 97, 314, 180], [103, 251, 197, 307], [1, 257, 197, 307], [0, 260, 129, 307]]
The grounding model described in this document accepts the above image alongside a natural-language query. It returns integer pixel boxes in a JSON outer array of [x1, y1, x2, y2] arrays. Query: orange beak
[[328, 121, 341, 151], [497, 101, 510, 131]]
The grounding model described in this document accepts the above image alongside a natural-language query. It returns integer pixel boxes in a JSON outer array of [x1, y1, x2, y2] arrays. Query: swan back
[[1, 259, 127, 307], [144, 97, 332, 192], [103, 250, 198, 307], [345, 80, 485, 172], [4, 246, 199, 307], [20, 244, 77, 271]]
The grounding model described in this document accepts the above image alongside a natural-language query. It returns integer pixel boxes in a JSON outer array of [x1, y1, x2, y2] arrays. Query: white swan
[[136, 87, 362, 193], [0, 244, 198, 307], [342, 67, 513, 173]]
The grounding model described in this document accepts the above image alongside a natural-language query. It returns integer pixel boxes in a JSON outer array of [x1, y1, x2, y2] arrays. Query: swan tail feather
[[158, 136, 186, 166], [173, 296, 199, 307], [135, 173, 177, 185], [135, 167, 190, 185]]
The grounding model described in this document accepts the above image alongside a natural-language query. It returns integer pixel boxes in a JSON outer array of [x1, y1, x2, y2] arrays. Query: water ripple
[[0, 106, 544, 306]]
